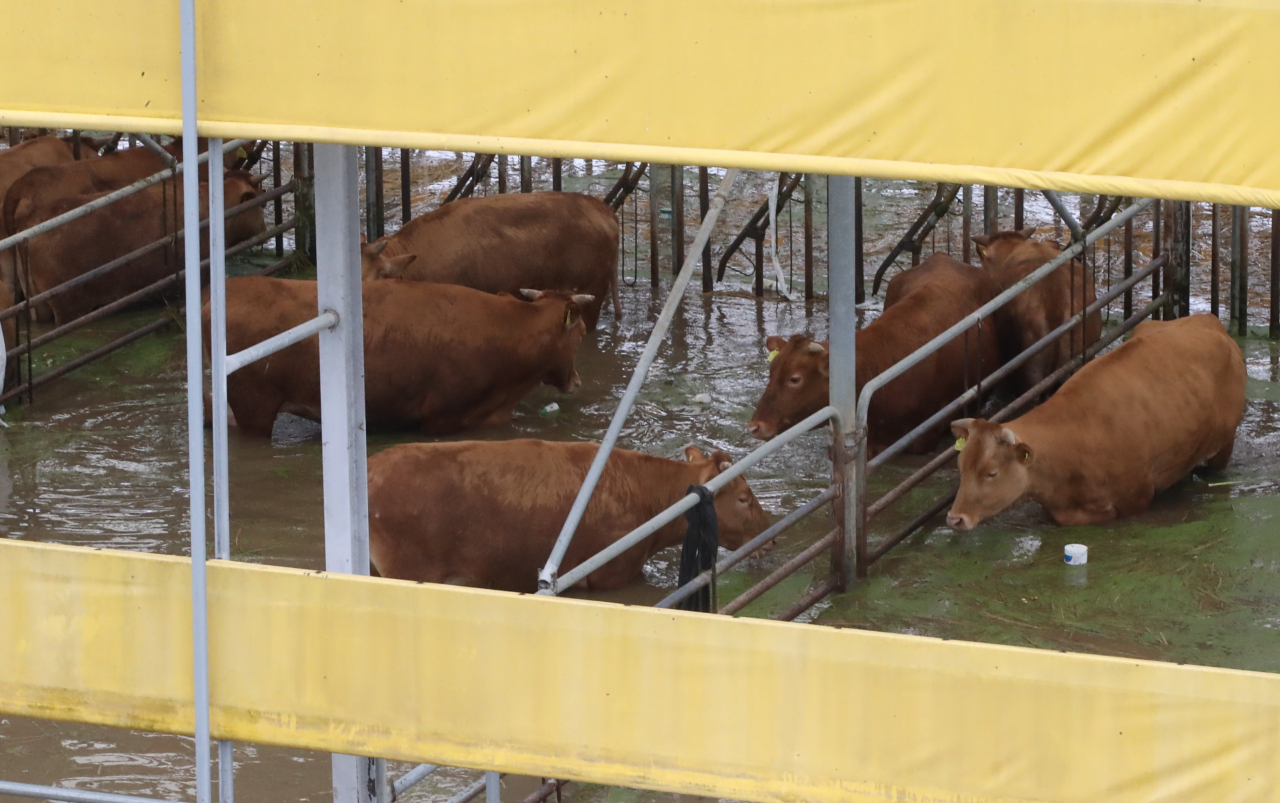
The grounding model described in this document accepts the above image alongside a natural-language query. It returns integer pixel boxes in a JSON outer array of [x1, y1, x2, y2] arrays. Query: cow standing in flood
[[973, 227, 1100, 392], [208, 278, 593, 436], [748, 254, 1004, 455], [947, 315, 1245, 530], [359, 192, 621, 330], [367, 440, 770, 592]]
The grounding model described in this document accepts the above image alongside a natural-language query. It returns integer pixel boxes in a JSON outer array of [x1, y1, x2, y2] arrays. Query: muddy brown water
[[0, 160, 1278, 802]]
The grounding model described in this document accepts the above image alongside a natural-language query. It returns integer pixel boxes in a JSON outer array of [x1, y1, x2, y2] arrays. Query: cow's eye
[[787, 374, 802, 386], [984, 470, 998, 480], [738, 493, 749, 504]]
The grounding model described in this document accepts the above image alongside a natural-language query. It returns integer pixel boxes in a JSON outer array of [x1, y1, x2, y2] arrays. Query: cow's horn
[[365, 239, 389, 256], [570, 294, 595, 306], [807, 341, 826, 354], [1016, 225, 1037, 239], [248, 173, 268, 188], [971, 234, 991, 247], [518, 288, 544, 301]]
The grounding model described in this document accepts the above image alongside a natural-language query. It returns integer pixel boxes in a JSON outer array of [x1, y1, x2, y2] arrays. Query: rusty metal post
[[400, 149, 412, 224], [649, 166, 660, 287], [700, 167, 712, 292], [272, 141, 284, 257], [1013, 187, 1025, 230], [1211, 203, 1221, 318], [804, 173, 814, 301], [293, 142, 314, 262], [962, 185, 973, 263], [1170, 201, 1191, 319], [498, 155, 508, 194], [983, 185, 998, 234], [754, 233, 764, 297], [1272, 209, 1279, 340], [1237, 206, 1251, 336], [364, 146, 385, 241], [71, 130, 81, 160], [854, 177, 865, 304], [552, 158, 562, 191], [1151, 199, 1162, 305], [520, 156, 532, 193], [1124, 215, 1134, 320], [671, 165, 684, 275], [6, 127, 18, 146]]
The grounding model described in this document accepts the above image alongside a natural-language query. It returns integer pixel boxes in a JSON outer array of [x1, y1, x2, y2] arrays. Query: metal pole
[[1272, 208, 1280, 340], [1151, 199, 1162, 303], [314, 143, 373, 803], [400, 149, 412, 224], [272, 142, 284, 257], [179, 0, 212, 799], [1124, 215, 1134, 320], [1239, 206, 1251, 336], [1211, 203, 1221, 318], [700, 166, 712, 292], [537, 169, 740, 594], [486, 772, 500, 803], [649, 165, 661, 287], [552, 158, 562, 192], [498, 155, 508, 193], [962, 185, 973, 263], [1013, 188, 1025, 230], [671, 165, 684, 275], [753, 234, 764, 297], [854, 177, 864, 304], [5, 127, 17, 146], [983, 185, 998, 234], [294, 143, 313, 261], [804, 173, 814, 301], [520, 156, 532, 193], [1172, 201, 1191, 318], [828, 175, 858, 588]]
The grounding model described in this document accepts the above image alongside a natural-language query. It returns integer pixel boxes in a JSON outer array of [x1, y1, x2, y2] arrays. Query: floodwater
[[0, 153, 1278, 802]]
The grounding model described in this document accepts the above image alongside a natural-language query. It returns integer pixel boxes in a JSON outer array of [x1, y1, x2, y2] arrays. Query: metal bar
[[870, 183, 953, 295], [1211, 203, 1221, 318], [1013, 188, 1025, 230], [552, 158, 562, 192], [655, 485, 836, 609], [854, 177, 864, 303], [392, 765, 439, 798], [135, 133, 177, 167], [551, 402, 833, 595], [983, 185, 998, 234], [700, 166, 712, 293], [273, 142, 284, 257], [0, 138, 248, 257], [649, 165, 660, 287], [1152, 199, 1163, 302], [865, 254, 1165, 474], [1124, 215, 1134, 319], [1172, 201, 1192, 318], [718, 530, 839, 616], [374, 760, 389, 803], [962, 185, 973, 263], [517, 780, 562, 803], [446, 777, 490, 803], [400, 149, 412, 223], [803, 173, 814, 300], [774, 576, 841, 622], [0, 317, 170, 405], [0, 780, 182, 803], [224, 310, 338, 375], [866, 492, 957, 564], [854, 198, 1153, 435], [1238, 206, 1250, 336], [498, 155, 508, 194], [828, 175, 859, 586], [1272, 208, 1279, 340], [1042, 191, 1082, 242], [520, 156, 532, 193], [537, 169, 740, 594], [485, 772, 500, 803], [753, 233, 764, 297], [671, 165, 684, 275]]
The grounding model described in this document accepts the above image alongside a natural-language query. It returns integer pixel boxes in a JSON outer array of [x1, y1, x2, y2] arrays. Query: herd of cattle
[[0, 132, 1250, 595]]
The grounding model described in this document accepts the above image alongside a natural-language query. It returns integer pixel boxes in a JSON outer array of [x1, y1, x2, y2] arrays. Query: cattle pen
[[3, 2, 1280, 803]]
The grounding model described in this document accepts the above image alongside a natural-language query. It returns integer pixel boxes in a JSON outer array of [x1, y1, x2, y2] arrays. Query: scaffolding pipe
[[552, 403, 836, 594], [135, 133, 177, 167], [1042, 191, 1083, 242], [536, 169, 739, 594], [0, 781, 179, 803], [392, 765, 439, 799], [718, 529, 838, 616], [224, 310, 338, 374]]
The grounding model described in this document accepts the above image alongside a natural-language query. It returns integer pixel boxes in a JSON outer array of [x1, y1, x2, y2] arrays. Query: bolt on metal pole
[[314, 143, 373, 803], [828, 175, 858, 587]]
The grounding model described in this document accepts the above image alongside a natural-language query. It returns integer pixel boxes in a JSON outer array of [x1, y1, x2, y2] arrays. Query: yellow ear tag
[[767, 349, 780, 362], [954, 438, 966, 452], [1023, 451, 1031, 462], [564, 310, 572, 328], [236, 146, 248, 159]]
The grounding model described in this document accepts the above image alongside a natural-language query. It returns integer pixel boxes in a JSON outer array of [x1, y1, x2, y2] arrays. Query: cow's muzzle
[[945, 510, 975, 531]]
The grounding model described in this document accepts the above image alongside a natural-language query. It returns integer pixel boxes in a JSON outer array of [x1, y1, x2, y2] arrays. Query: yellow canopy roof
[[3, 1, 1277, 200]]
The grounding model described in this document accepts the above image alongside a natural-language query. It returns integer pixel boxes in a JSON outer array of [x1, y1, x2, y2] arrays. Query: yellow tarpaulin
[[3, 1, 1280, 206], [2, 539, 1278, 803]]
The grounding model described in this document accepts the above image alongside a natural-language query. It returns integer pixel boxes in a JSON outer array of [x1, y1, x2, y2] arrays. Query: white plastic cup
[[1064, 543, 1088, 566]]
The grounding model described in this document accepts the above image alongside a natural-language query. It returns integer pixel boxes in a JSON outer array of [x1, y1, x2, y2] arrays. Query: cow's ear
[[710, 449, 733, 473], [379, 254, 416, 280], [365, 239, 389, 257], [683, 446, 705, 462], [1014, 443, 1034, 465], [765, 335, 787, 353], [951, 418, 974, 440]]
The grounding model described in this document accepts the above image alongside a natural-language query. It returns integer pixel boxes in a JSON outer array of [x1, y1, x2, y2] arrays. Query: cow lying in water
[[367, 440, 770, 592], [207, 278, 592, 436], [359, 192, 621, 330], [947, 315, 1245, 530], [748, 254, 1004, 455], [973, 227, 1101, 391]]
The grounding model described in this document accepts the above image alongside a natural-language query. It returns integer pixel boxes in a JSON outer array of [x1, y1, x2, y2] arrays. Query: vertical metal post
[[1272, 208, 1279, 340], [485, 772, 500, 803], [700, 167, 712, 292], [272, 142, 284, 257], [983, 185, 998, 234], [962, 185, 972, 263], [828, 176, 858, 588], [1151, 199, 1162, 304], [1238, 206, 1251, 336], [400, 149, 412, 224], [649, 166, 661, 287], [671, 165, 684, 275], [1230, 205, 1243, 331], [1211, 203, 1221, 318], [520, 156, 532, 193], [552, 158, 562, 192], [853, 177, 864, 304], [753, 234, 764, 297], [1170, 201, 1191, 319], [179, 0, 212, 800], [803, 173, 814, 301], [314, 143, 373, 803], [1123, 216, 1134, 320], [498, 156, 508, 193], [71, 130, 81, 160], [1013, 188, 1025, 230], [5, 127, 17, 146], [294, 143, 315, 262]]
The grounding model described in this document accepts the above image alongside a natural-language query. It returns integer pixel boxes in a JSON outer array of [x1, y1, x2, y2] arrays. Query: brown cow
[[973, 226, 1101, 391], [946, 315, 1245, 530], [208, 278, 593, 436], [748, 254, 1004, 456], [359, 192, 621, 330], [19, 171, 266, 324], [0, 135, 100, 293], [367, 440, 770, 592]]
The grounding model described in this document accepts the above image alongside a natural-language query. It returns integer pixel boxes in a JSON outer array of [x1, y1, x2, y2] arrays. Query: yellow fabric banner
[[1, 539, 1278, 803], [2, 1, 1280, 205]]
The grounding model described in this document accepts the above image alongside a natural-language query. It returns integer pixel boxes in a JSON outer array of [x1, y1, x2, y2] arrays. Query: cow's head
[[972, 226, 1037, 270], [518, 288, 594, 393], [747, 334, 829, 440], [223, 170, 269, 245], [683, 446, 771, 550], [360, 236, 418, 280], [946, 417, 1033, 531]]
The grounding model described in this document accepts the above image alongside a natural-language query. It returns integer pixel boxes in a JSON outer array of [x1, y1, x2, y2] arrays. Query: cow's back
[[0, 137, 79, 292], [386, 192, 619, 327]]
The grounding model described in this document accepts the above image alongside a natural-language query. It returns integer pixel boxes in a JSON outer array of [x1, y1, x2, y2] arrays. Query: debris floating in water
[[692, 393, 712, 404], [1064, 543, 1088, 566], [539, 403, 560, 415]]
